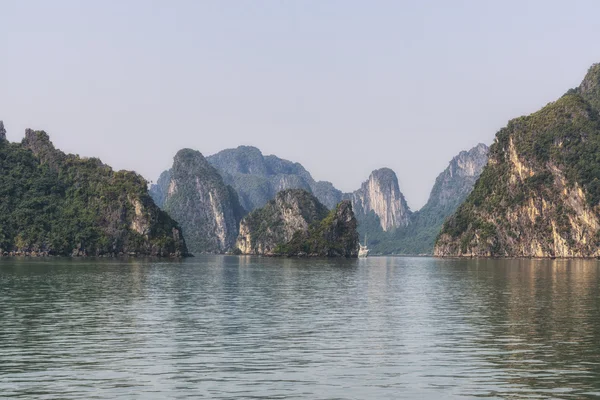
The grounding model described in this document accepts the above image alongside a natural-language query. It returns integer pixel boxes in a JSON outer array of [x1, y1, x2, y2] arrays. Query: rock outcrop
[[0, 128, 188, 257], [236, 189, 358, 257], [0, 121, 6, 141], [155, 149, 246, 254], [435, 63, 600, 257], [348, 168, 411, 231], [206, 146, 342, 210]]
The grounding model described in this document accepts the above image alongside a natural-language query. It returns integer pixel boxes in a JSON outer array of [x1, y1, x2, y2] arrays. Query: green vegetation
[[354, 211, 449, 255], [0, 129, 187, 256], [274, 201, 358, 257]]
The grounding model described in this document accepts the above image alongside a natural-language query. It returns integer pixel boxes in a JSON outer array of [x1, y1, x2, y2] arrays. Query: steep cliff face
[[421, 143, 489, 213], [206, 146, 342, 210], [236, 189, 329, 255], [158, 149, 246, 254], [436, 63, 600, 258], [348, 168, 411, 231], [0, 128, 187, 256]]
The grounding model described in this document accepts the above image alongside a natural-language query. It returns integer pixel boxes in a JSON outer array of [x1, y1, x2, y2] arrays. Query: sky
[[1, 1, 599, 209]]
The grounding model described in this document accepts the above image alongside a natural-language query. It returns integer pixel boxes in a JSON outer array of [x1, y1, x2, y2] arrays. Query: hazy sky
[[2, 1, 599, 209]]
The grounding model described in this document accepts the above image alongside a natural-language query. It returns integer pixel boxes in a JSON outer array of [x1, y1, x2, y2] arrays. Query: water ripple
[[1, 256, 600, 399]]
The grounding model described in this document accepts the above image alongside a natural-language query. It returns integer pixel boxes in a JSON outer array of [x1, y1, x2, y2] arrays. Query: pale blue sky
[[1, 1, 599, 208]]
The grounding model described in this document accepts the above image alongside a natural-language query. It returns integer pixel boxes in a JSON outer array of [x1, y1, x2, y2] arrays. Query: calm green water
[[1, 256, 600, 399]]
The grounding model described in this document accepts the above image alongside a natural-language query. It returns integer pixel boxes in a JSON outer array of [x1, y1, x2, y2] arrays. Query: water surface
[[1, 256, 600, 399]]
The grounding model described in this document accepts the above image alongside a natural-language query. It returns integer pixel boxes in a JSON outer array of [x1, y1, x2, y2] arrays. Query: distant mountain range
[[151, 142, 488, 254], [0, 119, 489, 258], [206, 146, 342, 210]]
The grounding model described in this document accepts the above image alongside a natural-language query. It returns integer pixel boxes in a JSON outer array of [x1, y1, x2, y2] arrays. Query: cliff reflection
[[453, 259, 600, 397]]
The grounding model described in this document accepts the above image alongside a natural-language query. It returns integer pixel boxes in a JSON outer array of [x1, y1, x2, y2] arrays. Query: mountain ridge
[[206, 146, 342, 210], [151, 142, 488, 255]]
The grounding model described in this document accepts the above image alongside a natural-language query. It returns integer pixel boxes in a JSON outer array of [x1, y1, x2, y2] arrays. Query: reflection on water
[[1, 256, 600, 399]]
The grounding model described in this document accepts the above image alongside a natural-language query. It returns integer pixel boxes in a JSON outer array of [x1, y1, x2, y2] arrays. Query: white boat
[[358, 235, 369, 258]]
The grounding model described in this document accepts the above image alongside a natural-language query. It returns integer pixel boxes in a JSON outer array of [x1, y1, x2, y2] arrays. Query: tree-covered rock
[[0, 127, 188, 256], [155, 149, 246, 254], [236, 189, 358, 257], [206, 146, 342, 210], [435, 63, 600, 258], [275, 201, 359, 257]]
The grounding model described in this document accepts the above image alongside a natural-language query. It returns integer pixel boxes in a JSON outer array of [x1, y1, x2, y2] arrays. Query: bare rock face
[[160, 149, 246, 254], [435, 63, 600, 258], [349, 168, 411, 231]]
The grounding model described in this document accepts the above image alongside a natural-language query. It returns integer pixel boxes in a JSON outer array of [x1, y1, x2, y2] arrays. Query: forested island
[[0, 126, 188, 257]]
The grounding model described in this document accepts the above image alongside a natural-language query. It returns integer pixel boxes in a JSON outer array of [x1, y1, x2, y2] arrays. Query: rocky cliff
[[348, 168, 411, 231], [435, 63, 600, 257], [155, 149, 246, 254], [236, 189, 358, 257], [206, 146, 342, 210], [0, 127, 188, 257]]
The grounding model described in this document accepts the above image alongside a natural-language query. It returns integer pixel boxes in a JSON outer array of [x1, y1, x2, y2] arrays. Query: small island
[[235, 189, 359, 257]]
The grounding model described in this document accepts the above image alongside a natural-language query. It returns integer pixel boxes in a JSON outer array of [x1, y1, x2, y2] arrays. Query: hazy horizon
[[2, 1, 599, 208]]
